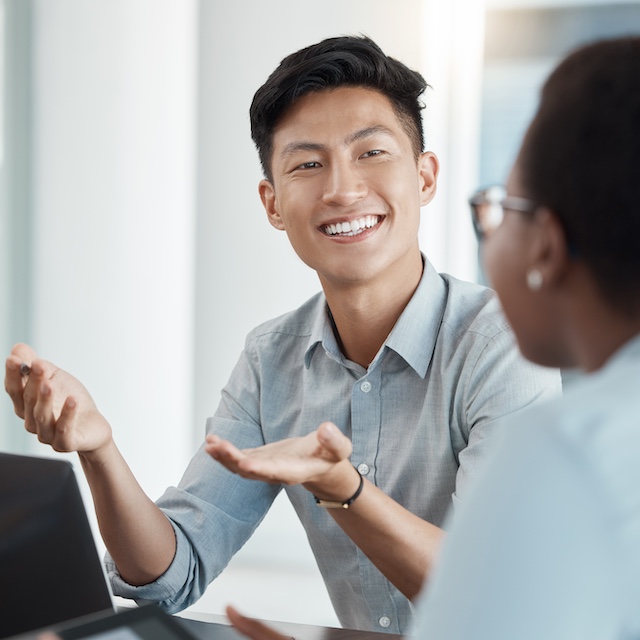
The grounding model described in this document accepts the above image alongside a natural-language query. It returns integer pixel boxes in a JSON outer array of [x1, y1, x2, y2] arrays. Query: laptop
[[0, 452, 116, 638], [0, 452, 248, 640]]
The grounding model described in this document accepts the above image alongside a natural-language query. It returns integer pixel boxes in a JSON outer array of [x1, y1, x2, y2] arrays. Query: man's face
[[259, 87, 438, 290]]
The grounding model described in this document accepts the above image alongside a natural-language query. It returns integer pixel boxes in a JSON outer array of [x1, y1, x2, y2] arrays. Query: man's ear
[[418, 152, 438, 206], [530, 207, 571, 286], [259, 179, 286, 230]]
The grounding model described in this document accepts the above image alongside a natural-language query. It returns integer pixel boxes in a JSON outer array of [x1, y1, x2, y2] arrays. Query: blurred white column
[[29, 0, 198, 500], [421, 0, 486, 282]]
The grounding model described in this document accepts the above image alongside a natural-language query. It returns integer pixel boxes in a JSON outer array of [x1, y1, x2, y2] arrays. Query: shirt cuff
[[105, 520, 191, 613]]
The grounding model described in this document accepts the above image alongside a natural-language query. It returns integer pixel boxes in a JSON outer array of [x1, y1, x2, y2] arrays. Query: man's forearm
[[79, 440, 177, 586], [308, 466, 444, 600]]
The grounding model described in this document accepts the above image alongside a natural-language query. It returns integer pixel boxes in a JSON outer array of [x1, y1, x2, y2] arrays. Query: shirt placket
[[350, 363, 400, 632]]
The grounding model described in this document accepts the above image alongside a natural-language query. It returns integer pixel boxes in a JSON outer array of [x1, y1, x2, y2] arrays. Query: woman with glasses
[[225, 35, 640, 640], [416, 35, 640, 639]]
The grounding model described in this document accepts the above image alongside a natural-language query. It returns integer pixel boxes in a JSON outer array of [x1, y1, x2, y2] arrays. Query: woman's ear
[[259, 180, 286, 231], [418, 152, 438, 206], [531, 207, 572, 286]]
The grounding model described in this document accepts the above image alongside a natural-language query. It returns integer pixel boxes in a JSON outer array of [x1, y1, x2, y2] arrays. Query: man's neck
[[321, 253, 424, 368]]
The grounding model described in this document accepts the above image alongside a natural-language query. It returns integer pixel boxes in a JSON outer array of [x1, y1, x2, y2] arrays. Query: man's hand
[[206, 421, 360, 501], [5, 343, 112, 454], [226, 606, 293, 640]]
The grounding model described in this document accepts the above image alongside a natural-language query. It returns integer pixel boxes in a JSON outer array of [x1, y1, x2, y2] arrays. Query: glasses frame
[[469, 186, 538, 241]]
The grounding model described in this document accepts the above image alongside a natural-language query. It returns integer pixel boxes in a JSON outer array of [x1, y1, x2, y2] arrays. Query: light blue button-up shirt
[[414, 334, 640, 640], [107, 259, 561, 633]]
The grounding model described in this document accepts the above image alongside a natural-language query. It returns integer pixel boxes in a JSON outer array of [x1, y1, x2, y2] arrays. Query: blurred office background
[[1, 0, 638, 628]]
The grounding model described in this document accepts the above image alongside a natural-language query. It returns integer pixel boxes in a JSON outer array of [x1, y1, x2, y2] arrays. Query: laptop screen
[[0, 452, 115, 639]]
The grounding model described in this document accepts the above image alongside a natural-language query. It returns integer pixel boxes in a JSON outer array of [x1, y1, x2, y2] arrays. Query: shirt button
[[357, 463, 370, 476], [360, 380, 372, 393], [379, 616, 391, 628]]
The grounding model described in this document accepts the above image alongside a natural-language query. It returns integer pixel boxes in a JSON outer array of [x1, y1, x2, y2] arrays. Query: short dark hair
[[519, 37, 640, 315], [250, 35, 428, 182]]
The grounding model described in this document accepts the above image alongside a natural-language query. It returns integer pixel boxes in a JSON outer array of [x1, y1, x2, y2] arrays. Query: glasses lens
[[470, 186, 505, 239]]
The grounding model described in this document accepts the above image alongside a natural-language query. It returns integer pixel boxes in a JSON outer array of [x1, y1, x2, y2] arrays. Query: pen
[[20, 363, 31, 376]]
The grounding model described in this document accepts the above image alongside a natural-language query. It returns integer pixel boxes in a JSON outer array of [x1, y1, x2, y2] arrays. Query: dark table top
[[5, 606, 403, 640], [176, 612, 402, 640]]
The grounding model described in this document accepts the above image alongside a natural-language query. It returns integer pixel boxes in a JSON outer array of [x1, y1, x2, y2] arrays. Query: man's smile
[[322, 215, 382, 237]]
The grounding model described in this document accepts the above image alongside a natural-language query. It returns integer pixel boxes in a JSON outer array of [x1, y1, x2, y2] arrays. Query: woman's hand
[[226, 606, 293, 640]]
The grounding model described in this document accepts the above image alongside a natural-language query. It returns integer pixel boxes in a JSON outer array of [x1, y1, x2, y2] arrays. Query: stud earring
[[526, 269, 543, 291]]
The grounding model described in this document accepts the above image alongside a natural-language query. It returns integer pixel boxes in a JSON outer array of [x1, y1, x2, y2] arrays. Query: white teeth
[[324, 215, 380, 237]]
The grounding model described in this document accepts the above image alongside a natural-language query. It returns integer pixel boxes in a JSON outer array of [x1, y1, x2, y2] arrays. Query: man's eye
[[361, 149, 383, 158], [297, 161, 321, 170]]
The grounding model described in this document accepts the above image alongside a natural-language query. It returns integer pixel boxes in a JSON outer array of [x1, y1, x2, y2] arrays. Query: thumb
[[317, 422, 352, 460]]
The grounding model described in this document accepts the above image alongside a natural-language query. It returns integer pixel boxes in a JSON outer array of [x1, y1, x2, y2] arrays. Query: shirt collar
[[304, 256, 447, 377], [383, 258, 447, 378], [304, 297, 343, 369]]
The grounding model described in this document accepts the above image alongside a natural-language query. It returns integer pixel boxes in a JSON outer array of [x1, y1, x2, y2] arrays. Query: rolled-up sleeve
[[106, 341, 281, 612]]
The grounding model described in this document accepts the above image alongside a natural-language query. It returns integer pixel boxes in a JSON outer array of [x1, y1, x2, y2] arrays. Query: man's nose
[[321, 160, 368, 206]]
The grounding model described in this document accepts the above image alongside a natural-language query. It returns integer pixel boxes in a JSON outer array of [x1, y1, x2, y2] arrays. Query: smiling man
[[258, 86, 435, 367], [5, 36, 560, 634]]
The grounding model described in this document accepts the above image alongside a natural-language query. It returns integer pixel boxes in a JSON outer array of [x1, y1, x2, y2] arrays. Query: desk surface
[[7, 608, 402, 640], [176, 612, 402, 640]]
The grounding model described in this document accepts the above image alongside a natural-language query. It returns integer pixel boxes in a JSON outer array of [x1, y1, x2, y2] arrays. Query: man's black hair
[[519, 36, 640, 315], [250, 35, 428, 182]]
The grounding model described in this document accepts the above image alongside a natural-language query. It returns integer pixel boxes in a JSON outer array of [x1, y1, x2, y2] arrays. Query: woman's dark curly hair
[[519, 37, 640, 315]]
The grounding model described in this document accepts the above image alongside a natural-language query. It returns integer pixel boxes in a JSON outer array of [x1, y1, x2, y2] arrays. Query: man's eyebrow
[[345, 125, 395, 146], [279, 126, 396, 159], [280, 141, 326, 158]]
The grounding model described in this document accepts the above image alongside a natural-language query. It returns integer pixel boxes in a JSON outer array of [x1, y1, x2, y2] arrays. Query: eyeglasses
[[468, 186, 538, 240]]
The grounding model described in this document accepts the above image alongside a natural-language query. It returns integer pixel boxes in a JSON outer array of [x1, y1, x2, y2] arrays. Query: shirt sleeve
[[452, 326, 562, 507], [413, 424, 627, 640], [106, 341, 281, 613]]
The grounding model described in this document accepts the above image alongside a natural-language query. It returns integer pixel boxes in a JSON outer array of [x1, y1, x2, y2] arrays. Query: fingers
[[226, 606, 292, 640], [11, 342, 37, 362], [50, 396, 79, 451], [22, 360, 58, 433], [5, 343, 38, 417], [206, 437, 277, 482], [5, 356, 26, 418], [206, 435, 247, 469], [205, 436, 266, 480], [206, 435, 293, 483], [206, 427, 350, 487], [30, 381, 56, 441], [20, 357, 79, 451], [29, 380, 78, 451]]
